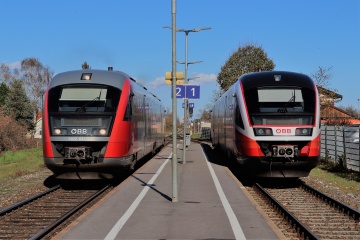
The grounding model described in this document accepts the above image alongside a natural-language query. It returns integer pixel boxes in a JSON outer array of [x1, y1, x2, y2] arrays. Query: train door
[[218, 102, 222, 148], [224, 96, 227, 149], [142, 95, 147, 156]]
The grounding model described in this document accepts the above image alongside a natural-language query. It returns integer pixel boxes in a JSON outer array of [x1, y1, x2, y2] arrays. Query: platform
[[55, 141, 283, 239]]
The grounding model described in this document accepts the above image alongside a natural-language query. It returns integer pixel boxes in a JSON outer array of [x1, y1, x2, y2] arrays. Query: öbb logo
[[275, 129, 291, 134], [71, 129, 87, 135]]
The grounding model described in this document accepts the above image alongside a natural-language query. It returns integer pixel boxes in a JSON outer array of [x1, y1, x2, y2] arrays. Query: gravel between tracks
[[0, 168, 53, 209], [301, 175, 360, 211], [1, 167, 359, 213]]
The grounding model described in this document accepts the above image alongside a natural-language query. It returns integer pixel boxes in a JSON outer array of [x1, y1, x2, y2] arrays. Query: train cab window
[[257, 88, 304, 113], [47, 85, 121, 136], [246, 87, 315, 125], [59, 88, 106, 112], [48, 85, 120, 113]]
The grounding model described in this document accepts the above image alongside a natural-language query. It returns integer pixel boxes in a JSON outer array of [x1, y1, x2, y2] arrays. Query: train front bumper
[[236, 156, 320, 178], [44, 155, 134, 180]]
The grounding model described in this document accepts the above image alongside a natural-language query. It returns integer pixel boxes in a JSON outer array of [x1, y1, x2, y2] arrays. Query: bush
[[0, 113, 37, 152]]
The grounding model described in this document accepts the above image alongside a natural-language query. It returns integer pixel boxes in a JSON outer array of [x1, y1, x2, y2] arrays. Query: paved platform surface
[[55, 142, 283, 240]]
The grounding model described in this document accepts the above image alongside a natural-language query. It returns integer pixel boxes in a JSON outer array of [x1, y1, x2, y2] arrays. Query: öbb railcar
[[211, 71, 320, 178], [43, 69, 165, 179]]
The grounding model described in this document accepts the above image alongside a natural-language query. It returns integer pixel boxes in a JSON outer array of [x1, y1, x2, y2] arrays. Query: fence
[[200, 127, 211, 139], [321, 125, 360, 172]]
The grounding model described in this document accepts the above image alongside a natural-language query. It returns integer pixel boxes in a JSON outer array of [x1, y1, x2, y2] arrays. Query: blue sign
[[186, 85, 200, 99], [173, 85, 200, 99], [173, 85, 185, 98], [182, 103, 195, 108]]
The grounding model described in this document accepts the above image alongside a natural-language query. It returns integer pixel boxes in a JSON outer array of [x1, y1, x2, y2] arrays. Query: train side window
[[235, 103, 244, 129], [245, 89, 259, 113], [123, 96, 133, 121]]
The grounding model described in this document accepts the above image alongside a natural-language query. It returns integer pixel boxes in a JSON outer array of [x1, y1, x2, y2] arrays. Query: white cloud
[[188, 73, 217, 85], [148, 76, 165, 88]]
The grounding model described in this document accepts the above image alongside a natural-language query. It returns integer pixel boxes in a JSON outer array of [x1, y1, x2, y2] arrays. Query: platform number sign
[[175, 85, 185, 98], [173, 85, 200, 99], [186, 85, 200, 99]]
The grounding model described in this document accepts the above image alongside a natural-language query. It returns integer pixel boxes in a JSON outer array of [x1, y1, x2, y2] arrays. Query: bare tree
[[310, 66, 333, 88], [20, 58, 53, 114], [0, 63, 19, 83], [310, 66, 340, 106]]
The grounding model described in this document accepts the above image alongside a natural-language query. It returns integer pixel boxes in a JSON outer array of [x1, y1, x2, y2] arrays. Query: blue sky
[[1, 0, 359, 118]]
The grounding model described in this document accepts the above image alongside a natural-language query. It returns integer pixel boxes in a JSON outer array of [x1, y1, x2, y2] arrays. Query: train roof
[[239, 71, 315, 90], [49, 69, 162, 102], [49, 69, 131, 89]]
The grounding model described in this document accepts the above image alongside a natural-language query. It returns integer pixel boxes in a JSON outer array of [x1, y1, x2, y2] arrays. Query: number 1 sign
[[185, 85, 200, 99]]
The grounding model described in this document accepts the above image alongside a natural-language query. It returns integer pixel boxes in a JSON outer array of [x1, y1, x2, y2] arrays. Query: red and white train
[[43, 68, 165, 179], [211, 71, 321, 178]]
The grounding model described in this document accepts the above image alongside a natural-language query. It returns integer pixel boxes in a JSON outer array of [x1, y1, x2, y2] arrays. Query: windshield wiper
[[76, 90, 102, 113], [277, 94, 295, 113]]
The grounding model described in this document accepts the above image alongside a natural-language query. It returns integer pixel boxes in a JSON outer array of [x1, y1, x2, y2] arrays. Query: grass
[[0, 148, 45, 180], [191, 133, 202, 139], [1, 146, 360, 195], [310, 167, 360, 194]]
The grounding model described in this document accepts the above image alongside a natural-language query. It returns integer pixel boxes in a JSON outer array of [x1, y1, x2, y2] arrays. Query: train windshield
[[246, 87, 316, 125], [48, 85, 121, 113], [47, 85, 121, 136]]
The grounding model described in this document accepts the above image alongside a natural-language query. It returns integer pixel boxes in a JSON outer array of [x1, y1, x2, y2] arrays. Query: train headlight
[[53, 128, 67, 135], [92, 128, 107, 136], [81, 73, 92, 80], [254, 128, 273, 136], [295, 128, 312, 136]]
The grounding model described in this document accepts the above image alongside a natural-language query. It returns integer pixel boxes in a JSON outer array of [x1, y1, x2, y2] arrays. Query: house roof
[[321, 105, 353, 117], [317, 86, 342, 100]]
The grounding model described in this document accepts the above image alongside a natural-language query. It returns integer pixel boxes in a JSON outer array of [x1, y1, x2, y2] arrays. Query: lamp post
[[164, 26, 211, 163], [358, 99, 359, 119], [177, 60, 202, 164], [163, 24, 210, 201]]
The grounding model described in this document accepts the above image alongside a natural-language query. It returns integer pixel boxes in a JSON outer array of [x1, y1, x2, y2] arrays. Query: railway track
[[0, 184, 111, 239], [247, 181, 360, 239]]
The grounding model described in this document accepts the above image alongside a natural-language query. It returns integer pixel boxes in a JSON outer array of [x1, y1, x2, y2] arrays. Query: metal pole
[[171, 0, 178, 202], [182, 32, 189, 164]]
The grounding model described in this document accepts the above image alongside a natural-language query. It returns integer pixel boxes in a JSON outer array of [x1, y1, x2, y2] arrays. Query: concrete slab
[[55, 142, 281, 240]]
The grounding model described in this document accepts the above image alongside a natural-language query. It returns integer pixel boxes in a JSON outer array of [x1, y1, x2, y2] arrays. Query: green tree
[[217, 43, 275, 92], [82, 61, 91, 69], [0, 82, 9, 106], [2, 80, 34, 131]]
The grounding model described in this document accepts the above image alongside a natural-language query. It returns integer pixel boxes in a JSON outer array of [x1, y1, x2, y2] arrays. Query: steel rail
[[29, 184, 111, 240], [0, 185, 60, 217], [301, 182, 360, 220], [254, 183, 320, 240]]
